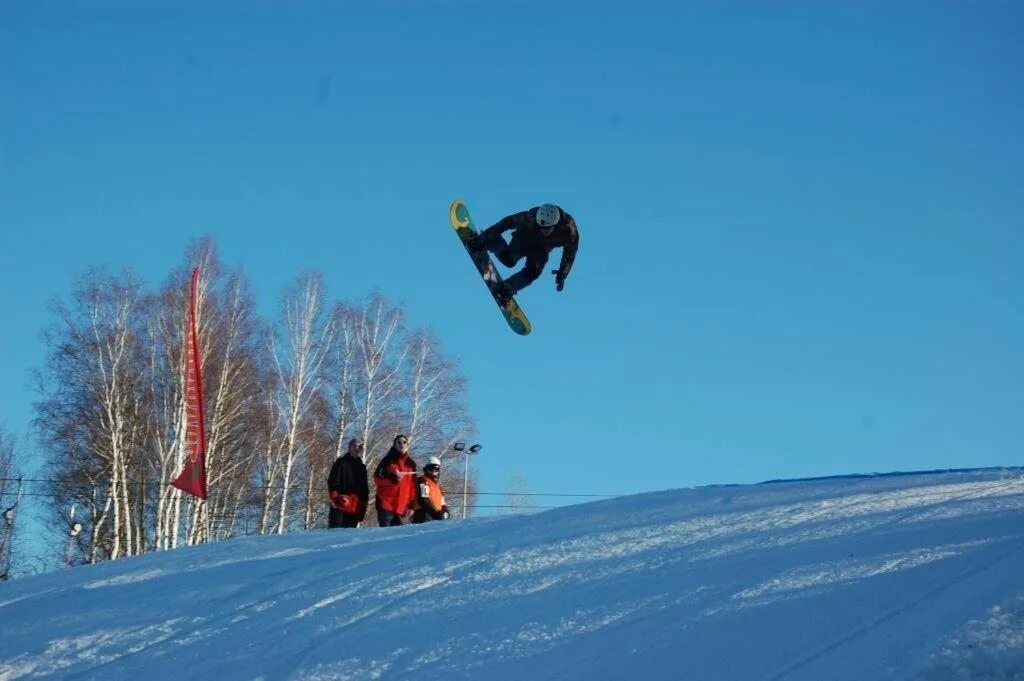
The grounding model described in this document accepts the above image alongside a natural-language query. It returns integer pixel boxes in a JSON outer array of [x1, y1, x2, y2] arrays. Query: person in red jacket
[[373, 434, 418, 527], [412, 456, 451, 524]]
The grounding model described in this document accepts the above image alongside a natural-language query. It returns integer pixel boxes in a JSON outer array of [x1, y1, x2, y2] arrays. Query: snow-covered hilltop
[[2, 469, 1023, 680]]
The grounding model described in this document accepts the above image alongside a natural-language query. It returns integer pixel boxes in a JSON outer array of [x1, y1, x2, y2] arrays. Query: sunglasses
[[396, 439, 409, 446]]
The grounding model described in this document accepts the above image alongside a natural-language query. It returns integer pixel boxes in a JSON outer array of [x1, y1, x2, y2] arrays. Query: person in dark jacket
[[412, 456, 451, 524], [373, 434, 418, 527], [327, 437, 369, 528], [467, 203, 579, 303]]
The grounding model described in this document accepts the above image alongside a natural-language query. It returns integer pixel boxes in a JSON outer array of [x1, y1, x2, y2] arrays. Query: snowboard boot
[[466, 234, 491, 254], [492, 282, 515, 306]]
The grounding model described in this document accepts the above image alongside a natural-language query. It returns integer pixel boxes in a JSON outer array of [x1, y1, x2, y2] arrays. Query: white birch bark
[[270, 274, 335, 534]]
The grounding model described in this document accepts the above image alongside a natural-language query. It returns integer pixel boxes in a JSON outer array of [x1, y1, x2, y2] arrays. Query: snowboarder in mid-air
[[467, 204, 579, 304]]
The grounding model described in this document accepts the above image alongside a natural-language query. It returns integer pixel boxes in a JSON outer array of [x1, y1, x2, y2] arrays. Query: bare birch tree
[[194, 269, 264, 543], [0, 428, 23, 580], [255, 370, 282, 536], [403, 329, 473, 461], [146, 240, 264, 549], [268, 273, 335, 534], [327, 302, 359, 460], [145, 270, 191, 551], [347, 293, 409, 468], [30, 244, 480, 565], [299, 390, 335, 530], [35, 268, 149, 564]]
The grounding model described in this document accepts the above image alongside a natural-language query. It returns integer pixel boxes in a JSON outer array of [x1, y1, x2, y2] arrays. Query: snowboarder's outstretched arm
[[480, 211, 533, 240], [553, 214, 580, 291]]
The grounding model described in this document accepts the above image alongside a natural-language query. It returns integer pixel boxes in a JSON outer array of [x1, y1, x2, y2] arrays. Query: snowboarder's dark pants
[[377, 510, 405, 527], [328, 507, 360, 528], [485, 232, 549, 293]]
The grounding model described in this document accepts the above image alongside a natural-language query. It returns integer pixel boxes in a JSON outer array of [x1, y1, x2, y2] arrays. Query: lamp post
[[453, 442, 483, 519], [66, 504, 82, 568], [0, 478, 21, 581]]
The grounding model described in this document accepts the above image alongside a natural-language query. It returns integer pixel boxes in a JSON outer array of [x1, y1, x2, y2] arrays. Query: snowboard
[[449, 198, 532, 336]]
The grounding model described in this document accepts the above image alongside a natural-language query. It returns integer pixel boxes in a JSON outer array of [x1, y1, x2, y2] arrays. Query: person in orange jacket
[[327, 437, 369, 528], [373, 434, 418, 527], [412, 456, 451, 524]]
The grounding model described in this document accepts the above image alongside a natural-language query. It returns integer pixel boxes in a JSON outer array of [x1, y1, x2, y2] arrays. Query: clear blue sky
[[1, 1, 1021, 515]]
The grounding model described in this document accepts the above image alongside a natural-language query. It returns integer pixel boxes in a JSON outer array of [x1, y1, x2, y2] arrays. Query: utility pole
[[453, 442, 483, 520], [66, 504, 83, 568], [0, 477, 23, 581]]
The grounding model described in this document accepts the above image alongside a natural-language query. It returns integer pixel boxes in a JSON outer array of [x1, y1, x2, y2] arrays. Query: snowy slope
[[1, 469, 1023, 681]]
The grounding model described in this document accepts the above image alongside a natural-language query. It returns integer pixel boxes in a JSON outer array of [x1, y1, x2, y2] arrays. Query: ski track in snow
[[766, 534, 1024, 680], [917, 594, 1024, 680], [0, 469, 1023, 680]]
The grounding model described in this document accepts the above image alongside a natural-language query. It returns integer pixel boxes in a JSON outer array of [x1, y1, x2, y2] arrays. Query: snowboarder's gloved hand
[[467, 234, 490, 253], [441, 508, 451, 520], [552, 270, 566, 292]]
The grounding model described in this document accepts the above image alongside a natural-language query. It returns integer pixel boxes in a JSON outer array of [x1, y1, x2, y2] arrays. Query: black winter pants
[[328, 507, 361, 528], [487, 232, 549, 293], [377, 510, 405, 527]]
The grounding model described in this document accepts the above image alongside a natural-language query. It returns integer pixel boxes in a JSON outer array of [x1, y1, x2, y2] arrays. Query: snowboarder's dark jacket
[[327, 453, 369, 521], [373, 448, 418, 515], [480, 206, 579, 281], [412, 474, 449, 524]]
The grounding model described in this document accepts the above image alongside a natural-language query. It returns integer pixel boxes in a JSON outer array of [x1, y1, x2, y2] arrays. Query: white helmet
[[427, 456, 442, 468], [536, 204, 561, 228]]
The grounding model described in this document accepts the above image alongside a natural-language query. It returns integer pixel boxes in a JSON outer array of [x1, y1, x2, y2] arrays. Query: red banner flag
[[171, 268, 208, 499]]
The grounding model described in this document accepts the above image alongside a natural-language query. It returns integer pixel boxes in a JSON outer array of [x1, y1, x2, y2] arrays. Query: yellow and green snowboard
[[449, 198, 532, 336]]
